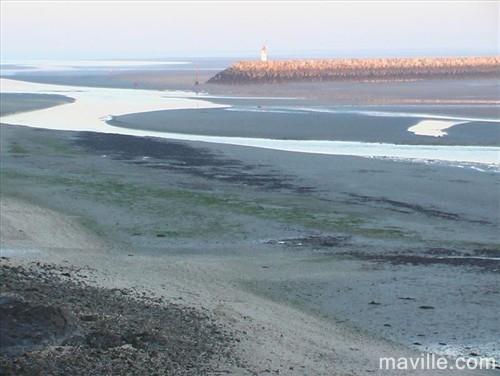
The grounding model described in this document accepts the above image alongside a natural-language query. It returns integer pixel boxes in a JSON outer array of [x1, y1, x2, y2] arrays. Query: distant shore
[[208, 56, 500, 84], [6, 66, 500, 107]]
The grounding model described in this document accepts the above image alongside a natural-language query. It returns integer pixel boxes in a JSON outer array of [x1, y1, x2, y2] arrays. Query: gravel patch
[[0, 258, 240, 375]]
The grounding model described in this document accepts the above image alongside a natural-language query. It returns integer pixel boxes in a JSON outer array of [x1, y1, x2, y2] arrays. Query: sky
[[1, 1, 498, 61]]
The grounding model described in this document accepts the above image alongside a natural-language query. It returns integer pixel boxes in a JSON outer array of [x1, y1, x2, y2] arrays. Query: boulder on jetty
[[207, 56, 500, 84]]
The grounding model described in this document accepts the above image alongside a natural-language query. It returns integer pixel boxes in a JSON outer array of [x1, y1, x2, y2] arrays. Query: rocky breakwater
[[207, 56, 500, 84]]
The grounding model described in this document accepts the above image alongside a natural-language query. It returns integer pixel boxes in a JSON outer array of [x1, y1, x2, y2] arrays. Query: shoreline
[[1, 196, 430, 375], [1, 74, 499, 373], [3, 73, 499, 106], [1, 121, 498, 366], [111, 104, 500, 147], [1, 78, 499, 167]]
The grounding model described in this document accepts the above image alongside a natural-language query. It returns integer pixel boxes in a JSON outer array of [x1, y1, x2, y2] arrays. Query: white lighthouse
[[260, 45, 268, 62]]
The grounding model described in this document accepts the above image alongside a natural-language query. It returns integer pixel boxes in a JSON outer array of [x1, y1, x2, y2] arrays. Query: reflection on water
[[1, 78, 499, 169]]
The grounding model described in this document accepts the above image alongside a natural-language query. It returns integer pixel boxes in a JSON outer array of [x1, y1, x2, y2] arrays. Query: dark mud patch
[[0, 93, 75, 117], [0, 260, 240, 375], [266, 235, 350, 248], [473, 248, 500, 258], [424, 248, 463, 257], [346, 193, 490, 224], [350, 252, 500, 272], [75, 132, 314, 193]]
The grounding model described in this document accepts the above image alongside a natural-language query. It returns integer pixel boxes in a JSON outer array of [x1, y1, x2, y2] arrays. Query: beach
[[1, 67, 499, 374], [2, 0, 500, 371], [1, 78, 499, 165]]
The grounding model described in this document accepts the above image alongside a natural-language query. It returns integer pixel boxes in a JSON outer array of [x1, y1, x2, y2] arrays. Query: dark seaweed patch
[[346, 193, 490, 224], [74, 132, 314, 193], [349, 252, 500, 272], [266, 235, 350, 248]]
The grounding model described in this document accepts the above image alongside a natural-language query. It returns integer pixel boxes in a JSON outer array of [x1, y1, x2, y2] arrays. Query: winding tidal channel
[[1, 78, 499, 169]]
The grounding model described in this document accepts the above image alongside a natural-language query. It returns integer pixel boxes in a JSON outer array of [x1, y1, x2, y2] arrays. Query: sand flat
[[2, 78, 499, 166], [2, 96, 498, 371]]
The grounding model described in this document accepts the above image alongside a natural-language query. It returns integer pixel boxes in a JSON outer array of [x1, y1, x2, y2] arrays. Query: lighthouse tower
[[260, 45, 268, 62]]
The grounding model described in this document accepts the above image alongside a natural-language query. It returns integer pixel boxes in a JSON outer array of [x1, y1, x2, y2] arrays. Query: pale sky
[[1, 1, 498, 61]]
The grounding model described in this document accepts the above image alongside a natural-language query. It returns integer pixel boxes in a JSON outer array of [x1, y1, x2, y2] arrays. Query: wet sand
[[1, 118, 499, 372], [0, 132, 431, 375], [110, 106, 500, 146], [0, 93, 74, 116], [9, 68, 499, 106], [2, 79, 498, 166], [1, 74, 499, 374]]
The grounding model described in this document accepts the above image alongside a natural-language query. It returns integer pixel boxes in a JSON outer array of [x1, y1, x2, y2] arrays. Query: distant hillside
[[207, 56, 500, 84]]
